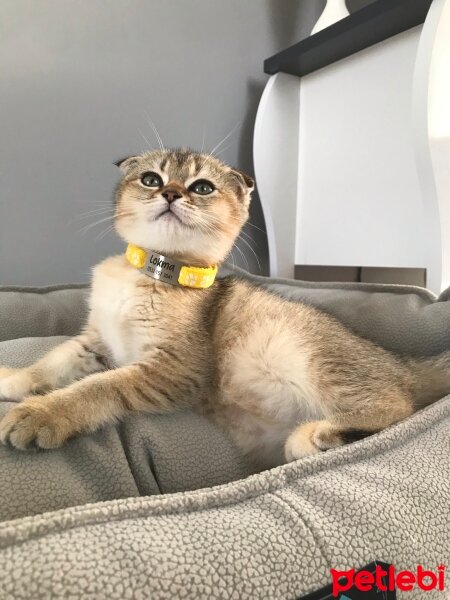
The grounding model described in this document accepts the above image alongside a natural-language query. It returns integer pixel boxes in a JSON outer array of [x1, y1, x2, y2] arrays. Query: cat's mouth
[[155, 208, 183, 225]]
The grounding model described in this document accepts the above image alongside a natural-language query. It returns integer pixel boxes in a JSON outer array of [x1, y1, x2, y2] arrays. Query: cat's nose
[[162, 188, 183, 203]]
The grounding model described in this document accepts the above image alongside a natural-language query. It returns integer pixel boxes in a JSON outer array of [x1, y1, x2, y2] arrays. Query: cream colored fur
[[0, 149, 447, 467]]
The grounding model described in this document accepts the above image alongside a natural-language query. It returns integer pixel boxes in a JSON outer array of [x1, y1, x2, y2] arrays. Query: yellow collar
[[125, 244, 218, 289]]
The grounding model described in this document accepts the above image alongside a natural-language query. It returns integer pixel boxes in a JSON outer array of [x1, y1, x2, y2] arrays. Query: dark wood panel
[[295, 265, 361, 282], [361, 266, 426, 286], [264, 0, 433, 78], [295, 265, 426, 286]]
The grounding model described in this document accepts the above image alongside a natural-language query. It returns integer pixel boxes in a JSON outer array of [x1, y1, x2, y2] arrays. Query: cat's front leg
[[0, 328, 108, 401], [0, 352, 198, 449]]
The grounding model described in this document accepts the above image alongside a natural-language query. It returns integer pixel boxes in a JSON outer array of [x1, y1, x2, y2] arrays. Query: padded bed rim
[[0, 265, 440, 301], [0, 393, 447, 548]]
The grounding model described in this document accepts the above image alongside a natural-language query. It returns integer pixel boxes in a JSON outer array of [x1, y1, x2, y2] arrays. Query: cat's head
[[114, 149, 254, 266]]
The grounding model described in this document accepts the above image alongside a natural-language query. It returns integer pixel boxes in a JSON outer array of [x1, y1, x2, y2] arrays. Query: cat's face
[[114, 149, 254, 265]]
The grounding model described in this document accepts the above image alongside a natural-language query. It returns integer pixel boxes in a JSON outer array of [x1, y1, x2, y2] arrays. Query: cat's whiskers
[[244, 221, 266, 235], [233, 243, 250, 271], [188, 212, 222, 234], [197, 208, 265, 236], [76, 200, 113, 205], [237, 235, 262, 273], [79, 215, 116, 235], [227, 248, 237, 270], [212, 142, 234, 159], [72, 207, 115, 223], [203, 211, 264, 238], [78, 211, 131, 235], [208, 122, 240, 157], [239, 230, 258, 246], [226, 215, 266, 235], [200, 128, 206, 154], [144, 112, 165, 151], [139, 130, 155, 151], [196, 124, 239, 173], [95, 224, 116, 242], [200, 212, 262, 271]]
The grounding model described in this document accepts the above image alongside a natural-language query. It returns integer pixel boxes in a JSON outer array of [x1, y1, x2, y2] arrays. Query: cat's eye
[[189, 180, 215, 195], [140, 172, 163, 188]]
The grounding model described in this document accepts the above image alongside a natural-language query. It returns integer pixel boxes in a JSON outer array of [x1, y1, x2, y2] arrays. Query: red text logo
[[330, 564, 446, 596]]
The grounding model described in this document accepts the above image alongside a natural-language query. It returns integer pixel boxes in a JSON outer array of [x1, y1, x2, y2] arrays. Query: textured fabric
[[0, 272, 449, 599], [0, 395, 448, 599], [0, 398, 256, 522], [0, 284, 88, 341], [0, 336, 69, 369]]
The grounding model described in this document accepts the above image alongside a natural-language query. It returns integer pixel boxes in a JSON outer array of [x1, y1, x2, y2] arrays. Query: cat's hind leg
[[284, 390, 413, 461]]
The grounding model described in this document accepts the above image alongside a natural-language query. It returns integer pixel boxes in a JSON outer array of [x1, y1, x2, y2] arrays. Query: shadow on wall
[[234, 79, 268, 275], [269, 0, 326, 44], [233, 0, 327, 276]]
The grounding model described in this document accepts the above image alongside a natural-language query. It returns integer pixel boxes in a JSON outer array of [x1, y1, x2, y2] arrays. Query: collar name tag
[[126, 244, 217, 289]]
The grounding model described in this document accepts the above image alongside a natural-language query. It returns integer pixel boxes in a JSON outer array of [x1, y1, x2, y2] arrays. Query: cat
[[0, 148, 449, 468]]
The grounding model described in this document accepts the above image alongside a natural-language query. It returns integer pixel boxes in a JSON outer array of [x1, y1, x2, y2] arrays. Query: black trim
[[264, 0, 433, 78]]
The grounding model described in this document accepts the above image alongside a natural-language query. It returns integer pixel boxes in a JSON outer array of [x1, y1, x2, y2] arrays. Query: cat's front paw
[[0, 394, 75, 450], [0, 367, 35, 401]]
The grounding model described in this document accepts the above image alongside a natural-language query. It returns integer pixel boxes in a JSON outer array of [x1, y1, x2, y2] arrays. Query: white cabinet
[[255, 0, 450, 293]]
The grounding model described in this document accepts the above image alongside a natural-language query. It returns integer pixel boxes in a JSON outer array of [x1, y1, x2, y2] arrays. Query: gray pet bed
[[0, 267, 449, 599]]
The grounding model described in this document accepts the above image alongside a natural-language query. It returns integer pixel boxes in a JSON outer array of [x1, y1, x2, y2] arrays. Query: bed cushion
[[3, 265, 450, 355], [0, 284, 88, 342], [0, 268, 449, 598], [0, 395, 448, 599]]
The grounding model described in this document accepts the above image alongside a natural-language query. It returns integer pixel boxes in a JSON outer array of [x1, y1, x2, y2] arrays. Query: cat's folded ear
[[232, 169, 255, 192], [114, 156, 140, 173], [231, 169, 255, 206], [230, 168, 255, 208]]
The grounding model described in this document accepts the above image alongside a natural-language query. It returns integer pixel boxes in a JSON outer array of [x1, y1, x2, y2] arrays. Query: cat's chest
[[89, 257, 166, 366]]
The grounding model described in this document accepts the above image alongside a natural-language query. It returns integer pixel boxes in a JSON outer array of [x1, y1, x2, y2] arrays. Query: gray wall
[[0, 0, 372, 285]]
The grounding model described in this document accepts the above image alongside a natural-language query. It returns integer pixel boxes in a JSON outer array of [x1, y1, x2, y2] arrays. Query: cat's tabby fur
[[1, 149, 449, 467]]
